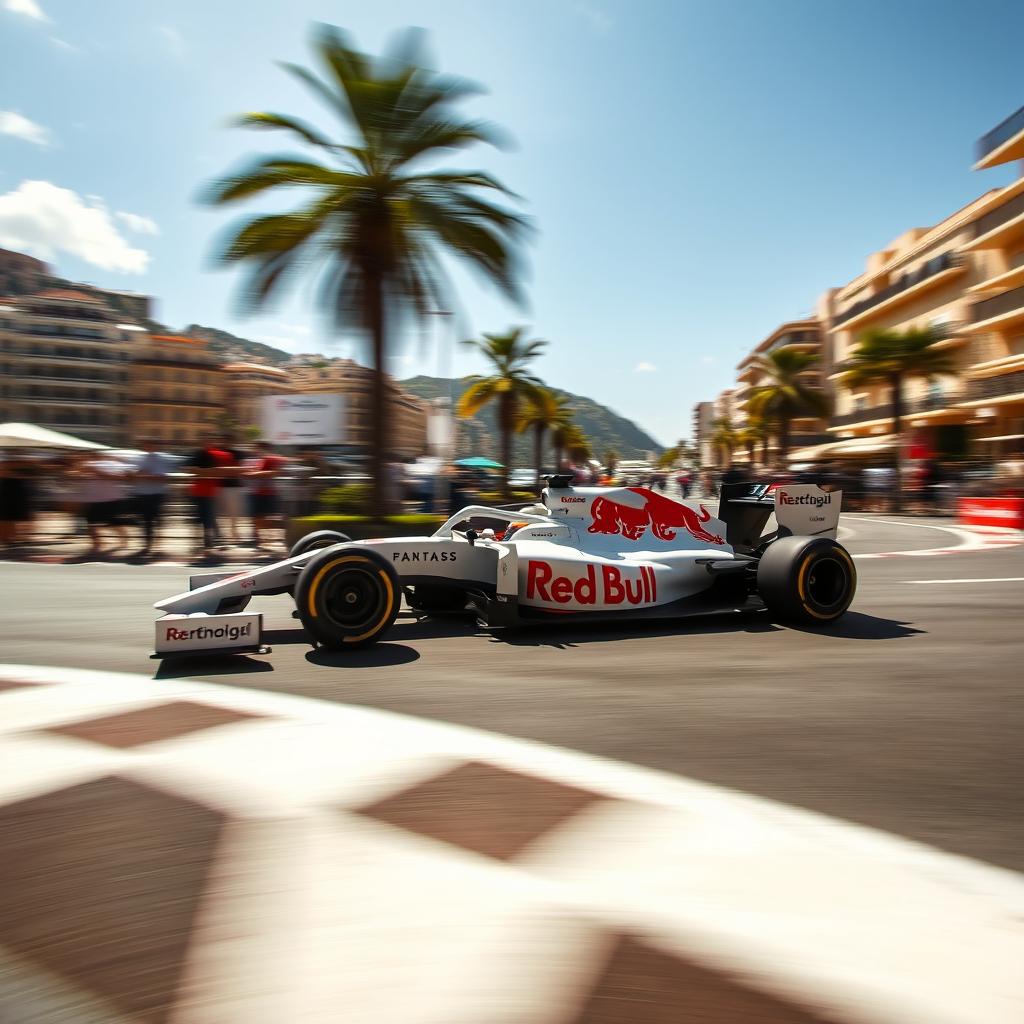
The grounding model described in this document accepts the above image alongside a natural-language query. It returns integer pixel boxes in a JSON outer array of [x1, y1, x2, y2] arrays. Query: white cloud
[[158, 25, 184, 56], [634, 361, 657, 373], [0, 180, 150, 273], [49, 35, 76, 51], [0, 111, 49, 147], [115, 210, 159, 235], [4, 0, 48, 21]]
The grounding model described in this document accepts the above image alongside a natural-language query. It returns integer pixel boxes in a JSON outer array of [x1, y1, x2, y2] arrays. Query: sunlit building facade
[[292, 359, 429, 458], [733, 318, 830, 461], [222, 362, 294, 436], [128, 335, 225, 450], [0, 289, 133, 446]]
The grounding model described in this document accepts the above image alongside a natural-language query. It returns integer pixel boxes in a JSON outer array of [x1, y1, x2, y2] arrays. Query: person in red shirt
[[184, 438, 231, 557], [247, 441, 286, 551]]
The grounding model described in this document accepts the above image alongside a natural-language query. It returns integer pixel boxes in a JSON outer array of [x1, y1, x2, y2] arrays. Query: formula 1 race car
[[152, 476, 856, 658]]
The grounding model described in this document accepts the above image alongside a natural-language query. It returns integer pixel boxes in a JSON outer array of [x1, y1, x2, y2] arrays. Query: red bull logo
[[588, 488, 724, 545], [526, 561, 656, 606]]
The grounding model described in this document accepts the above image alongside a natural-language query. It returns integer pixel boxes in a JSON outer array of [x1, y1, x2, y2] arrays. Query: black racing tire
[[289, 530, 353, 559], [294, 546, 400, 649], [757, 535, 856, 625]]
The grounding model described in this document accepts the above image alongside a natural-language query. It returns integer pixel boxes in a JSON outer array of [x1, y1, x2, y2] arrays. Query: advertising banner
[[154, 612, 264, 656], [262, 394, 344, 445]]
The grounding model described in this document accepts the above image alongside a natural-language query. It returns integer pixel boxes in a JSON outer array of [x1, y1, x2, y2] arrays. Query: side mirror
[[465, 529, 478, 547]]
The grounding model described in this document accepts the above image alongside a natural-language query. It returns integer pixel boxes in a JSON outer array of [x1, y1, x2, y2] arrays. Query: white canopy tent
[[788, 434, 897, 462], [0, 422, 108, 451]]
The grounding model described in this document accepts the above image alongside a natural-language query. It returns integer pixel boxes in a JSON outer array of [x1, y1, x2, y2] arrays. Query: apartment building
[[292, 359, 429, 458], [827, 103, 1024, 460], [960, 105, 1024, 455], [0, 289, 133, 446], [692, 400, 714, 467], [222, 362, 294, 434], [128, 335, 225, 449], [734, 318, 831, 460]]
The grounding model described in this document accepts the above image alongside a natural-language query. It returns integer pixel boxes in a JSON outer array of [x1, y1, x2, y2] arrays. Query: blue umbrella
[[455, 456, 504, 469]]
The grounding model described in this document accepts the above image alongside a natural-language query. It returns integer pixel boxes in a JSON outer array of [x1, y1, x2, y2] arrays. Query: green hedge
[[476, 491, 539, 504], [287, 513, 447, 544]]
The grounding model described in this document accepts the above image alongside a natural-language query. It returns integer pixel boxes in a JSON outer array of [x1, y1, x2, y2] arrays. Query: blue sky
[[1, 0, 1022, 446]]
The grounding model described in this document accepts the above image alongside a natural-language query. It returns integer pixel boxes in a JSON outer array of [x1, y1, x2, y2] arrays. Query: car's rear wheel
[[294, 546, 400, 649], [289, 530, 352, 559], [757, 535, 856, 625]]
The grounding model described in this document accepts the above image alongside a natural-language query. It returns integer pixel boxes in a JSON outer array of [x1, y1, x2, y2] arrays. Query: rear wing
[[773, 484, 842, 539], [718, 482, 842, 552]]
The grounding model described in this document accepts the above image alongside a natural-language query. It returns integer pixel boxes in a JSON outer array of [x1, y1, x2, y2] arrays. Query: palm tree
[[840, 326, 956, 503], [710, 417, 736, 467], [458, 327, 546, 494], [206, 25, 527, 515], [603, 448, 619, 474], [562, 423, 591, 464], [516, 387, 574, 488], [747, 348, 831, 463]]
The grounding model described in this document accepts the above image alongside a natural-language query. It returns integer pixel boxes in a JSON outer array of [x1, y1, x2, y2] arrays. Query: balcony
[[132, 397, 222, 408], [766, 331, 819, 354], [964, 370, 1024, 404], [11, 393, 110, 406], [975, 104, 1024, 169], [964, 190, 1024, 251], [17, 374, 119, 386], [830, 393, 963, 428], [832, 251, 963, 328], [968, 284, 1024, 330], [8, 348, 123, 363]]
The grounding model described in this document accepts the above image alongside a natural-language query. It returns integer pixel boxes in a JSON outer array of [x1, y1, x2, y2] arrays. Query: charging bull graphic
[[588, 488, 724, 545]]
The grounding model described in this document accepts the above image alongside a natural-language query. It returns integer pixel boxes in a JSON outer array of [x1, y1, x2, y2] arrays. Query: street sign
[[262, 394, 344, 445]]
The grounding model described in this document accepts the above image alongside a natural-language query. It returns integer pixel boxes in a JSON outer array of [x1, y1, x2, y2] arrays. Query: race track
[[1, 515, 1022, 871]]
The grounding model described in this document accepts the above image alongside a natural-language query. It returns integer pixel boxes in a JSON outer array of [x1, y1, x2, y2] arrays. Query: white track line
[[1, 663, 1023, 1024], [844, 515, 1021, 559], [905, 577, 1024, 585]]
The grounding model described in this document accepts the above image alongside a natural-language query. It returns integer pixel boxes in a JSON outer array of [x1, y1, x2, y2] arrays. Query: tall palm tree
[[747, 348, 830, 463], [206, 25, 527, 514], [840, 326, 956, 503], [710, 417, 736, 467], [562, 423, 591, 464], [516, 387, 573, 488], [457, 327, 546, 493], [735, 424, 760, 466]]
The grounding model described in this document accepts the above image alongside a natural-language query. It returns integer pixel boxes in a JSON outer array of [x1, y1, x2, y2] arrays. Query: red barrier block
[[958, 497, 1024, 529]]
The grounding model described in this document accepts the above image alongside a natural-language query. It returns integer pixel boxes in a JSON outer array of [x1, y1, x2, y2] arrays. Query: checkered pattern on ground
[[0, 666, 1021, 1024]]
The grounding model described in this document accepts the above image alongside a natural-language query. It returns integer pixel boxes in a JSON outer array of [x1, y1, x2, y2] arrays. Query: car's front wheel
[[289, 529, 353, 559], [294, 546, 400, 649], [757, 535, 856, 625]]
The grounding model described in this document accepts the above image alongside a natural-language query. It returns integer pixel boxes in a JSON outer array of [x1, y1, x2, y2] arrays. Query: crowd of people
[[0, 434, 293, 560]]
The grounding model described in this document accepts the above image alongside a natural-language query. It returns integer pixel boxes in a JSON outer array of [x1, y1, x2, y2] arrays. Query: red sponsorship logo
[[587, 488, 724, 545], [526, 560, 656, 606]]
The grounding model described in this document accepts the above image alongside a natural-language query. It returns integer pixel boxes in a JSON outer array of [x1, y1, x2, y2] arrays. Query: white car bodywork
[[153, 481, 843, 655]]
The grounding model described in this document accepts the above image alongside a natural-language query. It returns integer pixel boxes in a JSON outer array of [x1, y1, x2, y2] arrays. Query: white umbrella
[[0, 422, 108, 451]]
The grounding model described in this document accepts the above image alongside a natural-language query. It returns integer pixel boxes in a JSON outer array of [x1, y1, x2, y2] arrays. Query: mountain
[[401, 375, 663, 463], [182, 325, 292, 365]]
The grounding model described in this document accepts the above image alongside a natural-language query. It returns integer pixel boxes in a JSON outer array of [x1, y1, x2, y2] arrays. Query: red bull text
[[526, 560, 657, 606]]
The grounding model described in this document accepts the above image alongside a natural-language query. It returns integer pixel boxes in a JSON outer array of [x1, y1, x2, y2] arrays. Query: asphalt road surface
[[1, 515, 1021, 872]]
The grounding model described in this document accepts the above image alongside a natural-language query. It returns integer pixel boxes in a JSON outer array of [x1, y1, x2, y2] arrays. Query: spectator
[[216, 434, 249, 547], [131, 439, 174, 559], [73, 452, 132, 558], [184, 437, 231, 558], [247, 441, 286, 550], [0, 453, 35, 553]]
